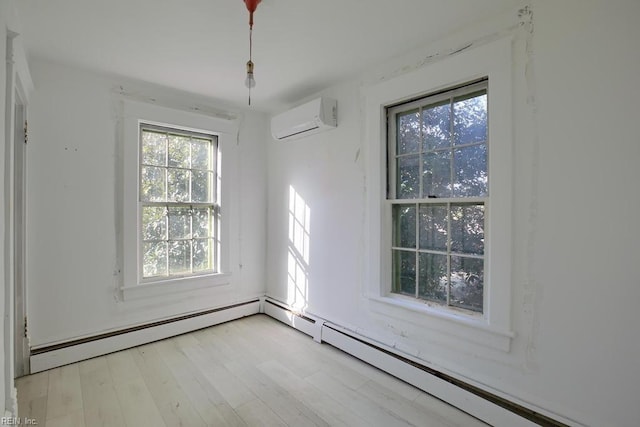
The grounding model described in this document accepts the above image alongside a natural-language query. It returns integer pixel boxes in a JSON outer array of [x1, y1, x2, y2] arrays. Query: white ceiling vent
[[271, 97, 337, 141]]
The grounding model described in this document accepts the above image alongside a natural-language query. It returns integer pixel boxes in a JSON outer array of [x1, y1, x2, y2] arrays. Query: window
[[121, 99, 237, 300], [364, 37, 514, 350], [387, 81, 487, 313], [139, 124, 219, 280]]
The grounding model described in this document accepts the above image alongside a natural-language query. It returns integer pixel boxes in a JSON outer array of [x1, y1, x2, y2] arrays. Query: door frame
[[12, 92, 28, 378], [4, 29, 33, 393]]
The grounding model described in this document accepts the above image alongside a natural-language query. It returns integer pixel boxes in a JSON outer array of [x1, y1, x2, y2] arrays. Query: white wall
[[266, 2, 640, 426], [26, 59, 268, 347]]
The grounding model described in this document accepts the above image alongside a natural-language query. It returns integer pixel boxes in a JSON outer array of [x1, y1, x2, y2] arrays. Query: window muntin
[[139, 124, 219, 279], [388, 81, 487, 313]]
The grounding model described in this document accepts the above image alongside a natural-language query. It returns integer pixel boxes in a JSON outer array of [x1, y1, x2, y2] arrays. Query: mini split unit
[[271, 97, 337, 141]]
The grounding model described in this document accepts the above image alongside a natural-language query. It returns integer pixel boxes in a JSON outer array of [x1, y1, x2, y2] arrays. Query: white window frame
[[138, 123, 220, 281], [121, 100, 237, 300], [364, 37, 514, 351], [387, 80, 488, 312]]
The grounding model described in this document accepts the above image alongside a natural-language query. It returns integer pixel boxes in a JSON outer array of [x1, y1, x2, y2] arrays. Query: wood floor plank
[[214, 406, 251, 427], [112, 377, 166, 427], [179, 339, 257, 409], [357, 380, 460, 427], [285, 342, 371, 391], [172, 331, 201, 348], [83, 405, 126, 427], [16, 370, 49, 401], [132, 343, 207, 427], [46, 409, 86, 427], [314, 342, 423, 402], [413, 392, 488, 427], [46, 364, 83, 420], [218, 326, 275, 366], [16, 370, 48, 423], [16, 315, 495, 427], [17, 395, 46, 425], [225, 360, 329, 427], [227, 316, 292, 362], [78, 355, 108, 375], [154, 339, 248, 427], [234, 318, 324, 379], [108, 350, 166, 427], [306, 371, 414, 427], [235, 398, 287, 427], [106, 349, 142, 385], [196, 322, 242, 364], [258, 360, 368, 427], [78, 356, 126, 427]]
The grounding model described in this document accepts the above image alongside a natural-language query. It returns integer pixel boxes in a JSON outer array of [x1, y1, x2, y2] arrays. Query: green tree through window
[[139, 125, 219, 279], [388, 80, 487, 312]]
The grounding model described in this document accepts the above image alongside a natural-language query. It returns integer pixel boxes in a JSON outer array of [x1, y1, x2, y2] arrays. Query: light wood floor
[[16, 314, 487, 427]]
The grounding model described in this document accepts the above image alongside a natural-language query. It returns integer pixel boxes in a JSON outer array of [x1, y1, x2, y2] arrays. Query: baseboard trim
[[263, 298, 323, 342], [264, 299, 575, 427], [30, 299, 260, 373]]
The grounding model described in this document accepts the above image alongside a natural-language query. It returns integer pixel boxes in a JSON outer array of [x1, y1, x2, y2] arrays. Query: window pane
[[397, 155, 420, 199], [422, 101, 451, 151], [392, 250, 416, 296], [140, 166, 166, 202], [143, 241, 167, 277], [139, 124, 218, 281], [397, 110, 420, 155], [418, 252, 447, 304], [450, 256, 484, 312], [191, 171, 211, 203], [451, 204, 484, 255], [141, 131, 167, 166], [388, 83, 488, 313], [192, 208, 211, 238], [169, 241, 191, 275], [454, 145, 487, 197], [422, 151, 451, 198], [392, 204, 416, 249], [168, 207, 191, 239], [419, 204, 448, 251], [167, 169, 190, 202], [191, 138, 211, 170], [142, 206, 166, 241], [453, 91, 487, 146], [168, 134, 191, 168], [193, 239, 211, 272]]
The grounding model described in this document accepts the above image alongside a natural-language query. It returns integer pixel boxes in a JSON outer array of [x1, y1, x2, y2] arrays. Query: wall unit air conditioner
[[271, 97, 337, 141]]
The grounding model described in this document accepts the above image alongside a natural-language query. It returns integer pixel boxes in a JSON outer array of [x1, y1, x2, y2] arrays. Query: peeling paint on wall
[[371, 7, 526, 86], [111, 85, 238, 121], [518, 3, 543, 373], [110, 97, 125, 303]]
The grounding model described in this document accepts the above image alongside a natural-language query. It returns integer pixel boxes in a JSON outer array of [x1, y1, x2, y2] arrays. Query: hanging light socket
[[245, 60, 256, 88], [243, 0, 261, 105]]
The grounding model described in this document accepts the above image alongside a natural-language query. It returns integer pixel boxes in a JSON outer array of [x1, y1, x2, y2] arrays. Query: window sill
[[121, 272, 231, 301], [369, 295, 514, 352]]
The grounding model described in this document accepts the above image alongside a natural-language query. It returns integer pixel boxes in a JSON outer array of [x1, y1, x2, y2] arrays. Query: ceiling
[[15, 0, 517, 112]]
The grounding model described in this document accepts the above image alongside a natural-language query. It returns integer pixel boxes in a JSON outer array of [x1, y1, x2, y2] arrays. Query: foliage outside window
[[388, 80, 487, 313], [139, 124, 219, 279]]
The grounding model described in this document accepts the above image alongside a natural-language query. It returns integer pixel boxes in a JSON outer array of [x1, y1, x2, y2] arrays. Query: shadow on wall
[[287, 185, 311, 311]]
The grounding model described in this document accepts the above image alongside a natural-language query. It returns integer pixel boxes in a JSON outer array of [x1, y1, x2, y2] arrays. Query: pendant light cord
[[248, 16, 254, 105]]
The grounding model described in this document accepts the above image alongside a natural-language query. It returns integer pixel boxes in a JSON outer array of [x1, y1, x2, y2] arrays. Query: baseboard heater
[[29, 299, 260, 373], [263, 298, 574, 427], [263, 299, 323, 342]]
